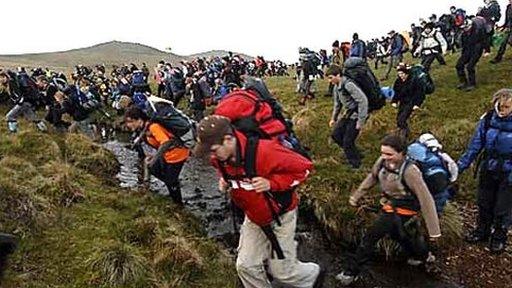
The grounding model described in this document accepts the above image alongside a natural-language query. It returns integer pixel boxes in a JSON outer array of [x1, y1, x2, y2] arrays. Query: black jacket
[[392, 75, 425, 107]]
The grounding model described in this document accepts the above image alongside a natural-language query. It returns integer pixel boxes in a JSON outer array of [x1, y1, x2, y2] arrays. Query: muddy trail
[[104, 141, 462, 288]]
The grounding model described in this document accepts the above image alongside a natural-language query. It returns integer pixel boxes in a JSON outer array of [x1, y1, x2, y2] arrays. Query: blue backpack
[[132, 91, 148, 110], [399, 142, 450, 195], [131, 70, 146, 87]]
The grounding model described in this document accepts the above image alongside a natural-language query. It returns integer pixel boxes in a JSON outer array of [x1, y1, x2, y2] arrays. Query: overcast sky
[[2, 0, 510, 62]]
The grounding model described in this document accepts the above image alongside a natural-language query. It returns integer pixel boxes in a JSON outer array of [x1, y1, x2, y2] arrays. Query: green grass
[[0, 120, 237, 288]]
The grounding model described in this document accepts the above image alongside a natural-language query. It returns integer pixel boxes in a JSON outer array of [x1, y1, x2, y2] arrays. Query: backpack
[[399, 33, 410, 53], [342, 57, 385, 112], [131, 70, 146, 87], [145, 96, 196, 149], [400, 141, 451, 195], [72, 86, 101, 113], [409, 64, 435, 95], [215, 77, 310, 159]]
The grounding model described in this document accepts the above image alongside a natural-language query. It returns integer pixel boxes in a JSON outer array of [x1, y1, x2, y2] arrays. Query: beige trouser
[[236, 208, 320, 288]]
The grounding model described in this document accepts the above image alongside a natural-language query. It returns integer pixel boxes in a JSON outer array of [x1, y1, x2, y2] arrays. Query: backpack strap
[[398, 159, 414, 193]]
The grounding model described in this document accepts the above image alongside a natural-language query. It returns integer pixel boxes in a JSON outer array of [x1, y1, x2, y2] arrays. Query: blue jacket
[[458, 111, 512, 173], [350, 40, 366, 59], [390, 34, 404, 56]]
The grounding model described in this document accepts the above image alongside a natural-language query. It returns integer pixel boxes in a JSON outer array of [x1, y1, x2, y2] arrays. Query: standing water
[[104, 140, 462, 288]]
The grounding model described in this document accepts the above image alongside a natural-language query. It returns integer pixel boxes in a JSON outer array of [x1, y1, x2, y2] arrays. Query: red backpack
[[214, 89, 287, 139]]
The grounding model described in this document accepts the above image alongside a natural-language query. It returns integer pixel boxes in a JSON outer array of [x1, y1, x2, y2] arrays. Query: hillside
[[0, 41, 251, 71], [0, 116, 237, 287]]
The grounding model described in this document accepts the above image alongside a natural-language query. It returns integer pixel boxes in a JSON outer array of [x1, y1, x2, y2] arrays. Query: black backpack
[[145, 97, 196, 149], [342, 57, 385, 112]]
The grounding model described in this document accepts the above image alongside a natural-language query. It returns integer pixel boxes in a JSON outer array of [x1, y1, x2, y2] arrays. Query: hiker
[[456, 17, 487, 92], [414, 22, 448, 71], [193, 115, 323, 288], [458, 89, 512, 254], [327, 65, 368, 169], [382, 30, 405, 81], [478, 0, 502, 55], [391, 64, 425, 138], [326, 40, 342, 97], [336, 134, 440, 286], [411, 24, 424, 56], [2, 70, 47, 133], [298, 48, 319, 105], [54, 80, 100, 138], [491, 0, 512, 64], [374, 38, 389, 69], [186, 72, 212, 122], [124, 106, 190, 205], [350, 33, 367, 60], [35, 75, 69, 131], [154, 61, 165, 97]]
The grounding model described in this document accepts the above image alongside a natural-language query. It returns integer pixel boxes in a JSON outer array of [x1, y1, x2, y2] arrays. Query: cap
[[193, 115, 233, 158]]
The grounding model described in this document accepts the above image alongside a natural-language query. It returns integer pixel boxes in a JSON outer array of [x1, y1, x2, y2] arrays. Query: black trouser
[[421, 54, 437, 72], [149, 157, 185, 205], [476, 168, 512, 241], [331, 118, 361, 168], [494, 28, 512, 62], [456, 44, 484, 86], [157, 83, 166, 97], [345, 212, 428, 276], [193, 109, 204, 122], [397, 103, 415, 138], [374, 56, 388, 69]]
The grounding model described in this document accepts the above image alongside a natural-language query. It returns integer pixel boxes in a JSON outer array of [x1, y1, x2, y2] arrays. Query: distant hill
[[188, 50, 254, 61], [0, 41, 252, 71]]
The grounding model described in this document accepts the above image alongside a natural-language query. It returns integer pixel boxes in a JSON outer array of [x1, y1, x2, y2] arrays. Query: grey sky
[[2, 0, 509, 62]]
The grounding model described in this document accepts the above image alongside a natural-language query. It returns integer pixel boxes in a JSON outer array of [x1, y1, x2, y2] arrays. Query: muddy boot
[[489, 226, 508, 254], [298, 97, 307, 106], [465, 224, 491, 243], [457, 75, 468, 90]]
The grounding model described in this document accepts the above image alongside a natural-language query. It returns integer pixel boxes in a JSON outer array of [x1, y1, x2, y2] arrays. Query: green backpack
[[409, 64, 435, 95]]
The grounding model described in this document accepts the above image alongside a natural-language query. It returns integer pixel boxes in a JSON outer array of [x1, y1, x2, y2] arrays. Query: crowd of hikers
[[0, 0, 511, 287]]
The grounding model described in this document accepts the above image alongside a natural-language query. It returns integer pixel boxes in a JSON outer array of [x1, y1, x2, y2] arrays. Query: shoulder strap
[[398, 159, 414, 193], [244, 135, 259, 179], [480, 109, 494, 148]]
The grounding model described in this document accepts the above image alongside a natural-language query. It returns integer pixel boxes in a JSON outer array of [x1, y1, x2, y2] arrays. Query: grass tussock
[[87, 242, 151, 287]]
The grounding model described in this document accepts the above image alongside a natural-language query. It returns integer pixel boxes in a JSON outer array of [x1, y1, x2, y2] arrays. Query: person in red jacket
[[194, 115, 323, 288], [124, 106, 190, 205]]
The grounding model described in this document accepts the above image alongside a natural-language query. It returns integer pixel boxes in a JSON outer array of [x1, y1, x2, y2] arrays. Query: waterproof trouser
[[331, 118, 362, 168], [345, 212, 428, 276], [456, 44, 484, 86], [383, 54, 403, 79], [475, 169, 512, 241], [396, 102, 415, 139], [149, 157, 185, 205], [236, 209, 320, 288]]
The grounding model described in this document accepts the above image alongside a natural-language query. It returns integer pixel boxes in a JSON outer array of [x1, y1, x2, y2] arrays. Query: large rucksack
[[145, 96, 196, 149], [409, 64, 435, 95], [131, 70, 146, 87], [399, 140, 451, 196], [215, 77, 310, 159], [72, 86, 101, 114], [342, 57, 385, 112]]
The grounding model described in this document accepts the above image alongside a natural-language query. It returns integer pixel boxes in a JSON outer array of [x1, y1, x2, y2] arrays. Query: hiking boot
[[335, 271, 358, 286], [490, 58, 501, 64], [464, 85, 476, 92], [457, 83, 467, 90], [298, 98, 306, 106], [465, 228, 490, 243], [489, 228, 507, 254], [313, 268, 326, 288]]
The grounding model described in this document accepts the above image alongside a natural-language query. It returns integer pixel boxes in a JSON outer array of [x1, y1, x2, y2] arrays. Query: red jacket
[[212, 131, 313, 226], [214, 90, 287, 138]]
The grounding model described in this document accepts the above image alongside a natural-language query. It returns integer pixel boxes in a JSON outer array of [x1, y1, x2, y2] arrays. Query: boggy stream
[[104, 140, 462, 288]]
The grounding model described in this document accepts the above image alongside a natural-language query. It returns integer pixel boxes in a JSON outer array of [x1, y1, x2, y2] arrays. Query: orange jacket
[[146, 123, 189, 164]]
